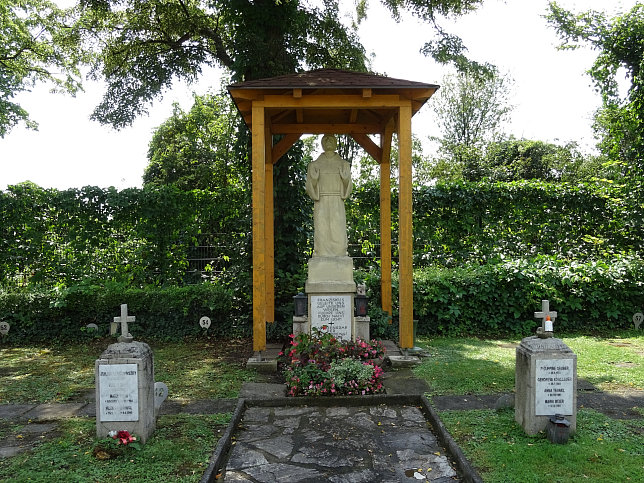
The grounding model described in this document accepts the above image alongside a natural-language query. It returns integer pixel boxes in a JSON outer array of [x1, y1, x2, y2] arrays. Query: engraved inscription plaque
[[535, 359, 574, 415], [98, 364, 139, 422], [310, 295, 351, 341]]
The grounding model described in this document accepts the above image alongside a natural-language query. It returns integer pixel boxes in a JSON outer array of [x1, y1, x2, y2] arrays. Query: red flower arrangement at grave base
[[109, 430, 138, 446]]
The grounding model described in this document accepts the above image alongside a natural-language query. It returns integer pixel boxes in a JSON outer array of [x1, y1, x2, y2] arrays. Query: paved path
[[224, 404, 459, 482]]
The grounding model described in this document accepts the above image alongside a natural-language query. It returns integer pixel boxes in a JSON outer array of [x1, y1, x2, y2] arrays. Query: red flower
[[114, 430, 136, 445]]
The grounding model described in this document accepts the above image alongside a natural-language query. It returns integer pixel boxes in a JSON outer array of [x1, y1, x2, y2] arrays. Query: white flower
[[108, 430, 117, 438]]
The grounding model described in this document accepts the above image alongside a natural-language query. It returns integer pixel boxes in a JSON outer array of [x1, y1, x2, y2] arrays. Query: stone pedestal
[[305, 256, 355, 293], [95, 342, 157, 443], [515, 336, 577, 435], [354, 316, 370, 341]]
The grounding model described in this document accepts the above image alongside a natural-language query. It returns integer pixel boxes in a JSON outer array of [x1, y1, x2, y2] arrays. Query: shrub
[[0, 282, 245, 343]]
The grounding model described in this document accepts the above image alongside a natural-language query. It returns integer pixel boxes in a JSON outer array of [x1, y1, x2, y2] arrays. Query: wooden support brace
[[272, 133, 302, 163], [351, 133, 383, 163]]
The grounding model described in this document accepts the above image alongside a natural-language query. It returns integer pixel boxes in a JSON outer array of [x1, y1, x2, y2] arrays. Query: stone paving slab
[[21, 403, 88, 421], [0, 405, 35, 420], [222, 404, 461, 482]]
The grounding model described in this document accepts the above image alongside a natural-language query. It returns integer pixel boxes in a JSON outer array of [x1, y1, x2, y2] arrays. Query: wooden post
[[251, 105, 266, 352], [398, 105, 414, 349], [380, 120, 394, 318], [265, 127, 275, 324]]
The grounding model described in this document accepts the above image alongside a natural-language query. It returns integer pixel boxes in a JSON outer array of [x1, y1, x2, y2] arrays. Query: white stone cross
[[113, 304, 135, 343], [534, 300, 557, 333]]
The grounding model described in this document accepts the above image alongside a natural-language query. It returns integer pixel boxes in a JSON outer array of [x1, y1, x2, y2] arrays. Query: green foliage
[[431, 70, 513, 165], [465, 139, 594, 182], [413, 256, 644, 336], [77, 0, 368, 127], [0, 183, 251, 288], [144, 91, 246, 191], [0, 282, 244, 344], [0, 0, 85, 137], [348, 180, 644, 269], [547, 2, 644, 175]]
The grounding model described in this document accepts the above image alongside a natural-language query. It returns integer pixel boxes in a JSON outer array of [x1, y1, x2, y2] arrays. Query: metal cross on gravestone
[[534, 300, 557, 336], [112, 304, 135, 343]]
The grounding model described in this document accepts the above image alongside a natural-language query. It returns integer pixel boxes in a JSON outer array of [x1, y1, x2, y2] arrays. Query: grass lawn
[[414, 330, 644, 482], [413, 331, 644, 395], [0, 338, 257, 404], [0, 414, 231, 482], [1, 332, 642, 481]]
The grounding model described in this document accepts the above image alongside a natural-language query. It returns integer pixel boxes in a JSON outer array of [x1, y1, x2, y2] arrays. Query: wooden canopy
[[227, 69, 438, 352]]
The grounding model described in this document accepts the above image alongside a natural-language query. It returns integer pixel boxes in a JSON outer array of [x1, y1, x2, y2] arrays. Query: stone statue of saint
[[305, 135, 352, 257]]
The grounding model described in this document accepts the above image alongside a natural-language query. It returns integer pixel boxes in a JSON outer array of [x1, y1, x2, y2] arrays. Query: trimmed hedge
[[0, 282, 248, 343], [412, 256, 644, 336], [2, 256, 642, 343]]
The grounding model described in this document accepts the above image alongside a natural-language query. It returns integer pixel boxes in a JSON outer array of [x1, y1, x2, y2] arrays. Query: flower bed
[[279, 328, 386, 397]]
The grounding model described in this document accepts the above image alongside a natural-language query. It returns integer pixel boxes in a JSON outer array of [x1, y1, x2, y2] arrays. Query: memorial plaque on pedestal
[[535, 359, 574, 415], [310, 295, 352, 340], [98, 363, 139, 422]]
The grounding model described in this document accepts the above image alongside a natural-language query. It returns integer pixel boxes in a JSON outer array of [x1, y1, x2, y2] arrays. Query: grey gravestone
[[0, 321, 9, 336], [199, 316, 211, 330], [310, 294, 352, 340], [85, 323, 99, 332], [95, 341, 158, 443], [515, 333, 577, 435], [515, 301, 577, 436], [633, 312, 643, 330]]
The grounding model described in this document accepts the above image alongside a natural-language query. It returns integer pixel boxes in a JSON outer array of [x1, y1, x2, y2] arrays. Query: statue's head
[[321, 134, 337, 152]]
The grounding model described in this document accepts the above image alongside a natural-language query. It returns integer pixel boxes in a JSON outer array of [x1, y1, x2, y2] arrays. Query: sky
[[0, 0, 638, 191]]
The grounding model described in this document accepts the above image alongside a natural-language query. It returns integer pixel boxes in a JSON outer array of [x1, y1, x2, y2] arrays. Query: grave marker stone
[[96, 305, 166, 444], [154, 382, 168, 414], [199, 316, 211, 330], [633, 312, 643, 330], [515, 301, 577, 436], [0, 321, 9, 336]]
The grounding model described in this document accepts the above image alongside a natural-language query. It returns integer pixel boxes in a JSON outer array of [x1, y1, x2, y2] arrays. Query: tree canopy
[[0, 0, 85, 137], [547, 2, 644, 175], [74, 0, 492, 129]]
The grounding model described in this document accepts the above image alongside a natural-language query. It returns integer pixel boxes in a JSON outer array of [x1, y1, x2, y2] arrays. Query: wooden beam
[[349, 109, 358, 123], [398, 104, 414, 349], [351, 133, 382, 163], [257, 94, 403, 109], [271, 123, 381, 135], [296, 109, 304, 123], [293, 88, 302, 98], [272, 133, 301, 163], [362, 88, 372, 98], [251, 104, 266, 353], [228, 88, 264, 101], [380, 119, 395, 319], [265, 126, 275, 325]]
